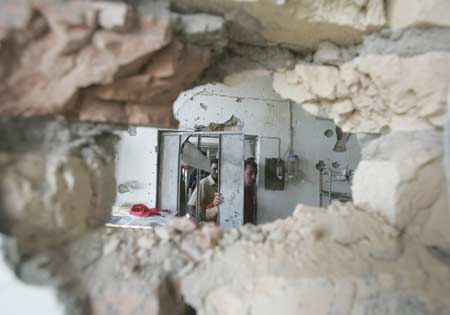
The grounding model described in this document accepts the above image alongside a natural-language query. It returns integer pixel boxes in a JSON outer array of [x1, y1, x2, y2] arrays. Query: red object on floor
[[129, 204, 170, 217]]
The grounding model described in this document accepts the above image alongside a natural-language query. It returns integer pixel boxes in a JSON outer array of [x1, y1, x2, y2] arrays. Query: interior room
[[110, 75, 361, 229], [0, 1, 449, 314]]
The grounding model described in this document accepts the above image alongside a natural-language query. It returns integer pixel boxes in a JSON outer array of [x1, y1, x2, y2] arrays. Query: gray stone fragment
[[360, 27, 450, 57], [313, 42, 342, 65]]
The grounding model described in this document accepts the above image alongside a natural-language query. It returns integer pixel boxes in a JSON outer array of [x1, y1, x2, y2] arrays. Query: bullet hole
[[324, 129, 333, 138], [332, 162, 341, 169], [128, 127, 137, 136], [315, 160, 326, 171]]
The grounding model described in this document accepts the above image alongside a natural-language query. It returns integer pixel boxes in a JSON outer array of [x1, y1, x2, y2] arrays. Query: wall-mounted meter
[[286, 154, 299, 179]]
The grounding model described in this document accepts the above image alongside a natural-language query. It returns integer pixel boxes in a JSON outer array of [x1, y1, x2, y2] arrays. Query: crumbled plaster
[[172, 0, 386, 49], [1, 1, 450, 314], [352, 130, 450, 248], [387, 0, 450, 30], [0, 119, 118, 252], [359, 27, 450, 57], [6, 201, 449, 315], [199, 43, 297, 84], [0, 0, 210, 128], [273, 52, 450, 133]]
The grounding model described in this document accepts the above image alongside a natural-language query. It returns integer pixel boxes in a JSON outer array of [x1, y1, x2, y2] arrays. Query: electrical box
[[264, 158, 285, 190]]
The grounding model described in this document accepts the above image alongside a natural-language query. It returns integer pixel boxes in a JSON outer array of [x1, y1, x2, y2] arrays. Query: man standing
[[207, 158, 257, 225], [243, 159, 257, 224], [188, 159, 220, 222]]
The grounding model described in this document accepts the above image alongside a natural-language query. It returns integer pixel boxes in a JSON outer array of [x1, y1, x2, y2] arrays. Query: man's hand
[[213, 192, 224, 206]]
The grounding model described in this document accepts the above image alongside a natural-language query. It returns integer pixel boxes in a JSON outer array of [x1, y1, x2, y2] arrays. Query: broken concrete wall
[[0, 0, 210, 128], [172, 0, 386, 50], [0, 119, 118, 252], [181, 202, 450, 315], [274, 52, 450, 133], [174, 74, 361, 223], [1, 0, 450, 314]]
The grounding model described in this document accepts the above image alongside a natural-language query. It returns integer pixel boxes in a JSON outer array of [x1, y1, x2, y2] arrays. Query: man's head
[[244, 159, 257, 187], [210, 158, 219, 181]]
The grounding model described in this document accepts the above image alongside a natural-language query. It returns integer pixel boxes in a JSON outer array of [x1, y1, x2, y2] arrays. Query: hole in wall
[[324, 129, 334, 138], [333, 126, 350, 152], [315, 160, 326, 171], [332, 161, 341, 169]]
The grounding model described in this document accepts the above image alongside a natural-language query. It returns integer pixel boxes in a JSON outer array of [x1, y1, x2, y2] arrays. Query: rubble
[[1, 1, 450, 315], [0, 1, 209, 128], [388, 0, 450, 30], [172, 0, 386, 49], [352, 130, 450, 248], [359, 27, 450, 57], [0, 119, 117, 251], [273, 52, 450, 133]]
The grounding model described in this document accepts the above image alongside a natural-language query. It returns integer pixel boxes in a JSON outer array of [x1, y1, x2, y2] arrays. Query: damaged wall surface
[[0, 0, 209, 128], [1, 0, 450, 315], [273, 52, 450, 133], [0, 119, 118, 252], [174, 74, 361, 223], [172, 0, 386, 49], [114, 127, 159, 209]]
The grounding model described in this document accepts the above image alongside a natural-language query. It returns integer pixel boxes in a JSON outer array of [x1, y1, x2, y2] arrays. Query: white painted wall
[[173, 75, 361, 223], [114, 127, 159, 208], [113, 74, 361, 223]]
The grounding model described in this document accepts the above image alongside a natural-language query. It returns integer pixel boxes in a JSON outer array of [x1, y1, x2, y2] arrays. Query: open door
[[218, 133, 245, 229]]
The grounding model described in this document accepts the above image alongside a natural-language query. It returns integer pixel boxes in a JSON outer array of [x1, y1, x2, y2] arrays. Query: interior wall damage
[[1, 0, 450, 315]]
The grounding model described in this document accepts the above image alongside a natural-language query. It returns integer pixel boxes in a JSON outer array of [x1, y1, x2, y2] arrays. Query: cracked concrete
[[273, 52, 450, 133], [1, 0, 450, 314]]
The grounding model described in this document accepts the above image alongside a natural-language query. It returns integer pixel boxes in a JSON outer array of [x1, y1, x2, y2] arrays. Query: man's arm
[[187, 187, 198, 219], [204, 193, 223, 221]]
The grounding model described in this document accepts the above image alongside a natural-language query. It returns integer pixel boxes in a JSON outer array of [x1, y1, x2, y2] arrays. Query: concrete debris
[[313, 42, 344, 66], [90, 1, 136, 32], [155, 226, 172, 242], [180, 202, 450, 315], [1, 1, 450, 315], [360, 27, 450, 57], [0, 1, 209, 128], [168, 217, 197, 233], [273, 52, 450, 133], [174, 13, 226, 49], [0, 119, 117, 251], [388, 0, 450, 30], [200, 43, 296, 84], [172, 0, 386, 49], [353, 130, 450, 248]]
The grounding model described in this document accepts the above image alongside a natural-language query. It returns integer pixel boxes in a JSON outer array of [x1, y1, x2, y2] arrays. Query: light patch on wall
[[223, 69, 271, 86]]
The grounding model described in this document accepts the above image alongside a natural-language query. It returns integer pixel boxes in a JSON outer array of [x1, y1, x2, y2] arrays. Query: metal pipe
[[156, 130, 162, 209], [328, 170, 332, 205], [195, 134, 202, 224], [241, 133, 245, 226], [176, 134, 182, 216], [320, 167, 332, 207], [288, 101, 293, 155], [164, 131, 245, 136], [217, 134, 222, 226], [319, 169, 323, 207]]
